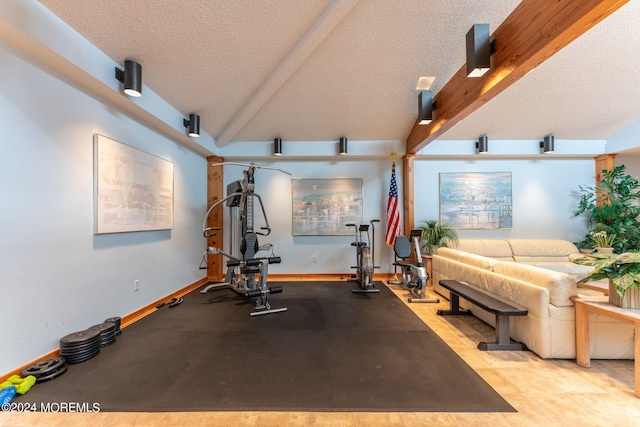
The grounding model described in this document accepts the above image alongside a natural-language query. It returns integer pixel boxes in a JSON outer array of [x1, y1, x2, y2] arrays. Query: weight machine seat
[[351, 242, 368, 247]]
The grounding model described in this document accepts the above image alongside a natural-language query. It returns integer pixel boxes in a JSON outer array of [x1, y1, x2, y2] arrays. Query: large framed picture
[[291, 178, 363, 236], [94, 134, 174, 234], [439, 172, 512, 229]]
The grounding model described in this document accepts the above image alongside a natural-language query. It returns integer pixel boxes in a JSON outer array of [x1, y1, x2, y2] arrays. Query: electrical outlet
[[312, 255, 317, 263], [134, 279, 140, 291]]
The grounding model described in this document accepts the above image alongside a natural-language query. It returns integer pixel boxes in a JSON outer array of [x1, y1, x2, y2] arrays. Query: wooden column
[[206, 156, 224, 281], [594, 154, 616, 207], [594, 154, 616, 184], [402, 154, 415, 235]]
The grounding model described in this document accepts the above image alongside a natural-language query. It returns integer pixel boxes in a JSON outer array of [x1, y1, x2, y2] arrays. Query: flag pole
[[386, 152, 402, 285]]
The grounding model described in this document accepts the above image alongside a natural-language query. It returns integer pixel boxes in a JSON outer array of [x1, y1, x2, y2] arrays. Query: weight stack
[[89, 322, 117, 347], [59, 329, 101, 365], [104, 316, 122, 335]]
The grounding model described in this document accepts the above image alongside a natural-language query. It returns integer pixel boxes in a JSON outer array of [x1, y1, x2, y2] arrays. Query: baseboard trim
[[1, 277, 209, 380]]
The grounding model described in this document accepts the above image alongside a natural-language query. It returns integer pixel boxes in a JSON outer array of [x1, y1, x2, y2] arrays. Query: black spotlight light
[[115, 59, 142, 97], [540, 135, 555, 154], [274, 137, 282, 156], [339, 137, 347, 156], [476, 135, 489, 154], [183, 113, 200, 137], [466, 24, 492, 78], [418, 90, 433, 125]]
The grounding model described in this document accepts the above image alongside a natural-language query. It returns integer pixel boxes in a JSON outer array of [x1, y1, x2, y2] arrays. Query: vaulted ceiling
[[37, 0, 640, 154]]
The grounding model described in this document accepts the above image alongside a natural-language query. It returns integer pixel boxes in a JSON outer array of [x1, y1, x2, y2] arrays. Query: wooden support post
[[402, 153, 415, 236], [207, 156, 224, 281]]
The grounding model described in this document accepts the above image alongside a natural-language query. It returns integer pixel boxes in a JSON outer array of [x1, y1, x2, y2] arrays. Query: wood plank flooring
[[1, 282, 639, 427]]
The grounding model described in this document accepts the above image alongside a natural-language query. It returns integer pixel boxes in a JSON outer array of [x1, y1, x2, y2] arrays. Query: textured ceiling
[[37, 0, 640, 150]]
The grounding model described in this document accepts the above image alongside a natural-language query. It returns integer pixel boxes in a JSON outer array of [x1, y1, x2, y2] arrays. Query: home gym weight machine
[[346, 219, 380, 293], [200, 162, 290, 316], [391, 229, 439, 303]]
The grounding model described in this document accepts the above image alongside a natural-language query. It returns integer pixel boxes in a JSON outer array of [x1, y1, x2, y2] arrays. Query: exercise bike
[[199, 162, 290, 316], [391, 229, 439, 303], [346, 219, 380, 293]]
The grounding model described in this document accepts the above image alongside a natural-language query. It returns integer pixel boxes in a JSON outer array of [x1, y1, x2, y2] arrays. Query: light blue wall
[[414, 158, 593, 242], [218, 159, 397, 275], [0, 41, 207, 374]]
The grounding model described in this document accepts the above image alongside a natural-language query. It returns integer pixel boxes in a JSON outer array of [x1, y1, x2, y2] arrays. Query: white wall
[[0, 41, 207, 374]]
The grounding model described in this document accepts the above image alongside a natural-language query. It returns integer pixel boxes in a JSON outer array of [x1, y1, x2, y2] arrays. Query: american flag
[[385, 161, 400, 246]]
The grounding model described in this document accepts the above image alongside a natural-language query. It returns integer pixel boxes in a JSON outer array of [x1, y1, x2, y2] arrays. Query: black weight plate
[[64, 348, 100, 364], [99, 339, 116, 348], [89, 322, 116, 333], [60, 344, 100, 356], [21, 357, 66, 378], [104, 317, 121, 328], [59, 339, 100, 352], [34, 363, 68, 382], [60, 329, 101, 346]]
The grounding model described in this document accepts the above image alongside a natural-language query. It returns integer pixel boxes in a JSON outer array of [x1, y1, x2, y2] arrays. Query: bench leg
[[477, 315, 526, 351], [436, 293, 471, 316]]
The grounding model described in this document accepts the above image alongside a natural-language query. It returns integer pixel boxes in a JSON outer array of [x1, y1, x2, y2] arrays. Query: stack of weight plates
[[21, 357, 68, 383], [104, 316, 122, 335], [59, 329, 101, 364], [89, 322, 117, 347]]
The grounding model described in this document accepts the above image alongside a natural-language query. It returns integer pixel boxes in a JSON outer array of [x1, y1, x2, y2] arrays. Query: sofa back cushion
[[459, 252, 497, 270], [493, 261, 578, 306], [436, 247, 463, 261], [448, 239, 514, 261], [507, 239, 579, 263]]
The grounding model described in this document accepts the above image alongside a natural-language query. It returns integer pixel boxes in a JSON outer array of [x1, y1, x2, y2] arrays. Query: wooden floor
[[2, 281, 639, 427]]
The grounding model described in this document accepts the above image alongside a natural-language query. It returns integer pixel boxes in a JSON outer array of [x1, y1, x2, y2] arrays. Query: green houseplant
[[418, 219, 458, 255], [574, 165, 640, 254], [574, 251, 640, 308]]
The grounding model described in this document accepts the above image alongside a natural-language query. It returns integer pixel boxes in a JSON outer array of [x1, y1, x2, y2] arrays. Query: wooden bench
[[437, 279, 528, 351]]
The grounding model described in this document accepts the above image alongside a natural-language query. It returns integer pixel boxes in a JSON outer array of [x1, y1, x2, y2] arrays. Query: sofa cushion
[[449, 239, 514, 261], [507, 239, 580, 263], [493, 261, 578, 307]]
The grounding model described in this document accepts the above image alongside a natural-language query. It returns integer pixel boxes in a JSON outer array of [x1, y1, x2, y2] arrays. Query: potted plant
[[418, 219, 458, 255], [574, 165, 640, 253], [573, 251, 640, 309], [588, 230, 616, 252]]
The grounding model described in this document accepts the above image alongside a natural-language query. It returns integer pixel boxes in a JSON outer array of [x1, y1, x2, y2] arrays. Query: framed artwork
[[291, 178, 363, 236], [439, 172, 512, 229], [94, 134, 174, 234]]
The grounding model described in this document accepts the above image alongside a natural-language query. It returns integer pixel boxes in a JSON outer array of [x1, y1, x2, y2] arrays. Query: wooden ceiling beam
[[406, 0, 629, 154]]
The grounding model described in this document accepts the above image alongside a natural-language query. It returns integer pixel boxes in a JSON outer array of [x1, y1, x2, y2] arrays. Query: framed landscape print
[[291, 178, 363, 236], [94, 134, 174, 234], [439, 172, 512, 229]]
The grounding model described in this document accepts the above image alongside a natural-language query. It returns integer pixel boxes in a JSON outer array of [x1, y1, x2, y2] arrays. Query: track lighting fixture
[[540, 135, 555, 154], [339, 137, 348, 156], [476, 136, 489, 154], [274, 138, 282, 156], [466, 24, 494, 78], [183, 113, 200, 137], [115, 60, 142, 97], [418, 90, 434, 125]]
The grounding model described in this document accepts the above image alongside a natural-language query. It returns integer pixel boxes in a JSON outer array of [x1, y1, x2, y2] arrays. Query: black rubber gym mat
[[17, 281, 515, 413]]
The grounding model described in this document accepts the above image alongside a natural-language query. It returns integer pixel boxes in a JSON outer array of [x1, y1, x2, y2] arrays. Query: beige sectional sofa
[[431, 239, 635, 359]]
